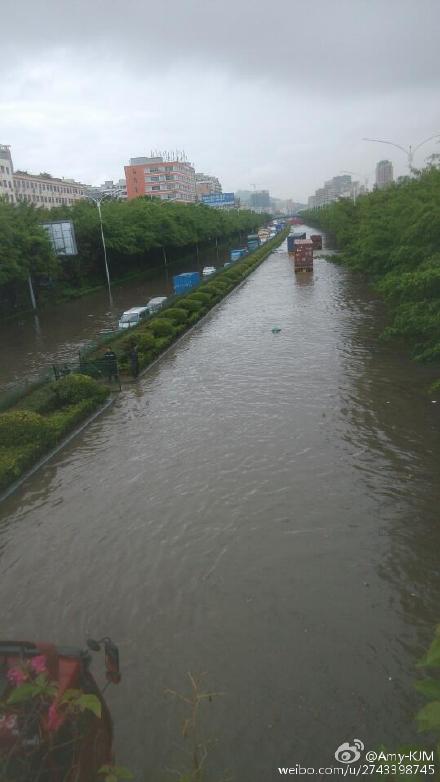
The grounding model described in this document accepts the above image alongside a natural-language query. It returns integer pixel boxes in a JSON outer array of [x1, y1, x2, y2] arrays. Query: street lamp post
[[363, 134, 440, 172], [340, 170, 370, 205], [85, 193, 113, 306]]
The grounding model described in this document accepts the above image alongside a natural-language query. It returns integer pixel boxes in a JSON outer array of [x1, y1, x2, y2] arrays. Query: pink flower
[[30, 655, 47, 675], [47, 703, 63, 732], [7, 666, 28, 686]]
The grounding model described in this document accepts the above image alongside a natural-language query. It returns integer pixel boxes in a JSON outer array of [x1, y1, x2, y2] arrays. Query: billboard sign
[[42, 220, 78, 256], [201, 193, 235, 208]]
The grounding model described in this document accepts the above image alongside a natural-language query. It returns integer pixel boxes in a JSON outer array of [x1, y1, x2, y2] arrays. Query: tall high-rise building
[[0, 144, 16, 204], [125, 154, 196, 202], [375, 160, 394, 189]]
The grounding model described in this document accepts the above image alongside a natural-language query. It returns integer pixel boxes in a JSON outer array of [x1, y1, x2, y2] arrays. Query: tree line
[[302, 164, 440, 367], [0, 197, 266, 315]]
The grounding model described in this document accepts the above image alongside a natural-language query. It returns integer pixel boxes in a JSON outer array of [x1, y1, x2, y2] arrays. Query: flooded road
[[0, 231, 439, 778], [0, 240, 229, 395]]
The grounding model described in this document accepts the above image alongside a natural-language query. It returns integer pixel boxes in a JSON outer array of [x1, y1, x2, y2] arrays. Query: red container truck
[[310, 234, 322, 250], [293, 239, 314, 272]]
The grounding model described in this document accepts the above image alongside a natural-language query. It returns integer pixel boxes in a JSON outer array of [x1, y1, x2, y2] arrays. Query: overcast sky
[[2, 0, 440, 201]]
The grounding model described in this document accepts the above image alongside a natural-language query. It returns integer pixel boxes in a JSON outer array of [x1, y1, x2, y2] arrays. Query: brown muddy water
[[0, 241, 229, 395], [0, 230, 439, 779]]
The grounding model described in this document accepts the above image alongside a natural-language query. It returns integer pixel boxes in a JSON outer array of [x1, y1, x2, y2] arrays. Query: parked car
[[202, 266, 216, 277], [118, 306, 150, 329], [147, 296, 167, 313]]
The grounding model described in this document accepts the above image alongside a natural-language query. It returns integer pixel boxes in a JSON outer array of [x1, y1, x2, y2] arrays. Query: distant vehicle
[[224, 261, 232, 268], [310, 234, 323, 250], [202, 266, 216, 277], [247, 234, 260, 252], [293, 239, 314, 273], [173, 271, 200, 293], [118, 306, 150, 329], [147, 296, 167, 313]]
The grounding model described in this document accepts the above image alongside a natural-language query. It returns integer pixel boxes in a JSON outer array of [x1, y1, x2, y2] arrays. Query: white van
[[118, 306, 149, 330], [147, 296, 167, 314]]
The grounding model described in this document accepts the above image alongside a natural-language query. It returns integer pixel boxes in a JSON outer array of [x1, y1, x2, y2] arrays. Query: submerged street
[[0, 232, 439, 778]]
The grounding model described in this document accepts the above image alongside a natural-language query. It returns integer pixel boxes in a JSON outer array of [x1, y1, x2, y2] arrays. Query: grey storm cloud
[[2, 0, 440, 199], [5, 0, 440, 95]]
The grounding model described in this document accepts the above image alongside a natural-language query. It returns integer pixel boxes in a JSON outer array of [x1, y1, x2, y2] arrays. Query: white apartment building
[[0, 145, 16, 204], [14, 171, 87, 208]]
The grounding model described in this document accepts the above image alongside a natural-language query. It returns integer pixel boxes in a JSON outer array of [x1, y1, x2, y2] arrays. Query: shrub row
[[0, 375, 109, 492]]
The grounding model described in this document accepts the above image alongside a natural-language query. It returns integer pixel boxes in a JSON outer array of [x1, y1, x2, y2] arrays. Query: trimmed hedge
[[186, 292, 212, 305], [154, 335, 175, 351], [50, 374, 108, 406], [134, 332, 156, 352], [178, 299, 204, 312], [0, 410, 54, 448], [0, 375, 110, 493], [155, 307, 189, 324], [46, 399, 99, 440], [147, 318, 175, 337]]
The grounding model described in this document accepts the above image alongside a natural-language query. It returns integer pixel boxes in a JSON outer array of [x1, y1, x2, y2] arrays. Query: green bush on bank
[[0, 410, 54, 448], [147, 318, 175, 337], [301, 166, 440, 374], [178, 298, 204, 312], [155, 307, 189, 324], [0, 375, 109, 493], [186, 291, 212, 305], [51, 374, 108, 406], [154, 335, 175, 351]]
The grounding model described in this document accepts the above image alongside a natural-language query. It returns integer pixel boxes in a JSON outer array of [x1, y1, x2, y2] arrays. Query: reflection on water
[[0, 229, 439, 778]]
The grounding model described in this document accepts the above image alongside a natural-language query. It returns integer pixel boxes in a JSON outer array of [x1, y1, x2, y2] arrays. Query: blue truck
[[173, 272, 200, 294], [247, 234, 261, 252]]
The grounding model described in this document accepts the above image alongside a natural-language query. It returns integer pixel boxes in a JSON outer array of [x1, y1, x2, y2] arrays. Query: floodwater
[[0, 240, 230, 395], [0, 230, 439, 779]]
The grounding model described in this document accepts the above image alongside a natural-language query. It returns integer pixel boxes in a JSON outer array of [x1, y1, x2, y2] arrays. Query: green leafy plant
[[157, 307, 189, 324], [148, 318, 176, 337], [0, 653, 107, 781], [50, 373, 108, 406], [0, 410, 54, 448]]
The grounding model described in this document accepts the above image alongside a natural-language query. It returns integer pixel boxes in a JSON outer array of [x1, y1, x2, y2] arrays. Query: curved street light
[[362, 134, 440, 171], [84, 192, 113, 306]]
